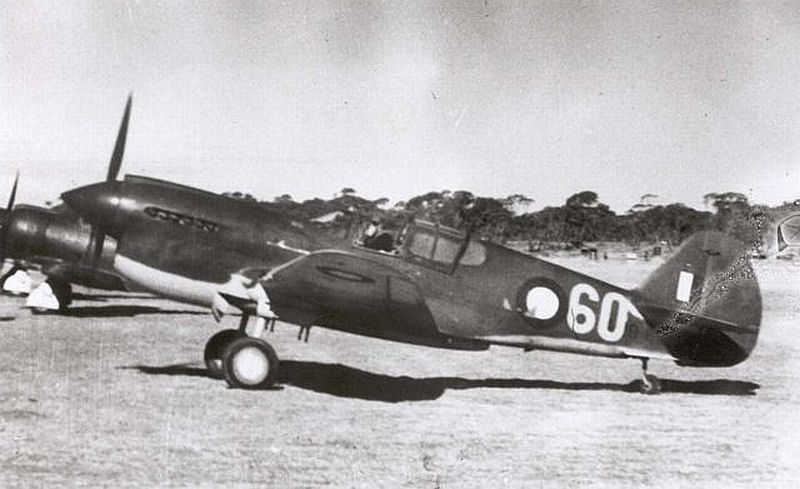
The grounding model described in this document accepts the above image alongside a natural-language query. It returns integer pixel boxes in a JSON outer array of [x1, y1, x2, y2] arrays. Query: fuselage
[[59, 176, 664, 354], [59, 175, 759, 367]]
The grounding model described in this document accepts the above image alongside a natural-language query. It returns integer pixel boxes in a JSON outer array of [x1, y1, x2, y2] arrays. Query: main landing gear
[[639, 358, 662, 395], [204, 314, 279, 390]]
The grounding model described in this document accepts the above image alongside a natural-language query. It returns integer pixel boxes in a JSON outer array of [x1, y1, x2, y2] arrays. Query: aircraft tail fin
[[634, 231, 761, 367]]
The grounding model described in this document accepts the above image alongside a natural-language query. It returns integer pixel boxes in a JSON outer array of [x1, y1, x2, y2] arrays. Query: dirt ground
[[0, 258, 798, 488]]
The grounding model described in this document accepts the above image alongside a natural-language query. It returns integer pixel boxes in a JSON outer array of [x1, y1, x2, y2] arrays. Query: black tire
[[222, 337, 279, 390], [47, 280, 73, 311], [204, 329, 245, 378]]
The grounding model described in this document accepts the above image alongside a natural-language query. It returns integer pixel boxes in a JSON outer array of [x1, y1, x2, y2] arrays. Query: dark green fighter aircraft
[[9, 98, 764, 394]]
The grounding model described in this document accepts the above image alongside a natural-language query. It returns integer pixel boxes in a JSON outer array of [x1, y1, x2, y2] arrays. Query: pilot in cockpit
[[361, 217, 396, 253]]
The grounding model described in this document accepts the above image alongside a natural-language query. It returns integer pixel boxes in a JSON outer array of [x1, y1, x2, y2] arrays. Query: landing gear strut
[[205, 314, 279, 389], [297, 325, 311, 342], [639, 358, 662, 395]]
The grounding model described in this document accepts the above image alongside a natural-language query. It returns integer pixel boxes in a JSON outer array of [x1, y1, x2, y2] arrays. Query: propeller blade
[[86, 94, 131, 269], [1, 172, 20, 266], [83, 224, 106, 270], [7, 171, 18, 210], [91, 229, 105, 267], [107, 94, 132, 182]]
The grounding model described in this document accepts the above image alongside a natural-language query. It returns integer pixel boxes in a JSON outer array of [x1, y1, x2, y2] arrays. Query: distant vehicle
[[2, 98, 764, 394]]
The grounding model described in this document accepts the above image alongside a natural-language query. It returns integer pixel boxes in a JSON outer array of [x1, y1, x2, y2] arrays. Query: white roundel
[[525, 286, 560, 320]]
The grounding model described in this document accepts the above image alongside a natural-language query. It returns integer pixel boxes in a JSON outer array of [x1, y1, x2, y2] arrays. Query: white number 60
[[567, 284, 643, 342]]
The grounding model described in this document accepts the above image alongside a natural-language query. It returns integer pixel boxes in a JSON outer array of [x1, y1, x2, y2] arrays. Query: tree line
[[224, 188, 795, 249]]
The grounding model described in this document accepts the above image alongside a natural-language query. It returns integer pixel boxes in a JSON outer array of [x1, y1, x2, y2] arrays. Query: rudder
[[634, 231, 761, 367]]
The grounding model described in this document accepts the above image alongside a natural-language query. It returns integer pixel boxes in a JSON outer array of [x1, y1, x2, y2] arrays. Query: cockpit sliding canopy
[[403, 220, 486, 272]]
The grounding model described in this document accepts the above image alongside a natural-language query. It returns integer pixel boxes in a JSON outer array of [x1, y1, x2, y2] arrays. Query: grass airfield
[[0, 258, 798, 488]]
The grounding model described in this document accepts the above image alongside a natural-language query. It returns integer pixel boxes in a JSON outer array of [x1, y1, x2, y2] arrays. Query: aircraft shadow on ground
[[62, 305, 208, 318], [123, 360, 760, 402]]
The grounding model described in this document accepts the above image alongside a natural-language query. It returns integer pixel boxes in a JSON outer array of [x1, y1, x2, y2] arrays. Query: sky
[[1, 1, 798, 212]]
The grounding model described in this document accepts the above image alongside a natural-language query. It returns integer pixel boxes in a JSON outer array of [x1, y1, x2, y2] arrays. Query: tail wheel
[[204, 329, 245, 378], [640, 374, 662, 395], [222, 337, 279, 390]]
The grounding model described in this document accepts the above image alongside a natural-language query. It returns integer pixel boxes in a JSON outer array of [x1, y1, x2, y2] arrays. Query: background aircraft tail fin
[[634, 231, 761, 366]]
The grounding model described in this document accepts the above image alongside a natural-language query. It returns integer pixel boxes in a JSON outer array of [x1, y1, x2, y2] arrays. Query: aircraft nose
[[61, 182, 121, 225]]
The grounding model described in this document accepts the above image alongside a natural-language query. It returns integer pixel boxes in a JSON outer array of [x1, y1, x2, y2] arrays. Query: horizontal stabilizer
[[635, 302, 760, 337]]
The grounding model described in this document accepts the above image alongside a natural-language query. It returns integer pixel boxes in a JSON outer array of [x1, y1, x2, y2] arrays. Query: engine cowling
[[5, 205, 116, 269]]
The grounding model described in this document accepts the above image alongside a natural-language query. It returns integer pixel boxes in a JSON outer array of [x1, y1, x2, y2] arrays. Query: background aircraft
[[777, 214, 800, 251], [0, 102, 133, 312], [0, 199, 126, 310], [5, 98, 763, 394]]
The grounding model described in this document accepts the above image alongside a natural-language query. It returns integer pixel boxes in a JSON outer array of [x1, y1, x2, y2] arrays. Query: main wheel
[[204, 329, 245, 378], [640, 374, 662, 395], [222, 337, 279, 390]]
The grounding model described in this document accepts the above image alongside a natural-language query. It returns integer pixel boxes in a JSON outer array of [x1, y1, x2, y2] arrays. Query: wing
[[261, 250, 487, 350]]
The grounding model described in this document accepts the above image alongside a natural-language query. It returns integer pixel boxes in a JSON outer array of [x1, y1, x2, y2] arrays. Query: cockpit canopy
[[355, 217, 486, 272], [404, 220, 486, 269]]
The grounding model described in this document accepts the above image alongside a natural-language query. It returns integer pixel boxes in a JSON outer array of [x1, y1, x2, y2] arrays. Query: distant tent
[[311, 211, 344, 224]]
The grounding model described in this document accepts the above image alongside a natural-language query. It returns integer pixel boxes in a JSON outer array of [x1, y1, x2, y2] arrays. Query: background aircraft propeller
[[0, 172, 20, 267], [85, 94, 132, 268]]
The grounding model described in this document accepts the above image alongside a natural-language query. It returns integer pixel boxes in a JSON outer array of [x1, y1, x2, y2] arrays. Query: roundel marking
[[525, 287, 560, 320], [515, 277, 567, 328]]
